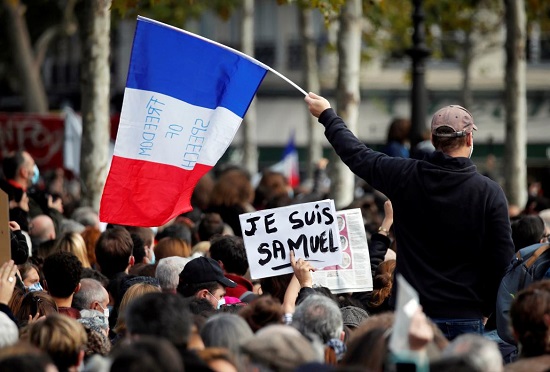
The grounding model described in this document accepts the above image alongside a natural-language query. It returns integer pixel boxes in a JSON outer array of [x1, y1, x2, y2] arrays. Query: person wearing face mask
[[0, 151, 35, 232], [72, 278, 110, 319], [19, 262, 42, 292], [0, 150, 64, 235], [305, 93, 515, 341], [177, 256, 237, 310]]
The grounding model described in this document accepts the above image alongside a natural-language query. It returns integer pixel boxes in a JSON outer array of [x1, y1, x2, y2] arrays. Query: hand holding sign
[[290, 250, 315, 288]]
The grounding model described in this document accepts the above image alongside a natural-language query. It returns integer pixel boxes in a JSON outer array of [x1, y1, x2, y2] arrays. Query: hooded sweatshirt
[[319, 108, 514, 318]]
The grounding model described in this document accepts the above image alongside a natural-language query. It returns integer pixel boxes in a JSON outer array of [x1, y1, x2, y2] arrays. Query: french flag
[[99, 17, 267, 227], [271, 132, 300, 189]]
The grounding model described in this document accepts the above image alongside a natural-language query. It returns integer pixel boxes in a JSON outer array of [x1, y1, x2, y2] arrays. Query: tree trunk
[[503, 0, 527, 209], [241, 0, 258, 175], [331, 0, 362, 209], [299, 5, 322, 181], [2, 0, 48, 113], [461, 30, 473, 110], [79, 0, 111, 211]]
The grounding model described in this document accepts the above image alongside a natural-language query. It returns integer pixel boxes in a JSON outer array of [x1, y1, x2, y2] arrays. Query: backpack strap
[[524, 244, 550, 269]]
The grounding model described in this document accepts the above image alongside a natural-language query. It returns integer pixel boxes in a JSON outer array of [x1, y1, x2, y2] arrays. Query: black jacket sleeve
[[296, 287, 317, 305], [369, 233, 391, 276], [10, 229, 29, 265]]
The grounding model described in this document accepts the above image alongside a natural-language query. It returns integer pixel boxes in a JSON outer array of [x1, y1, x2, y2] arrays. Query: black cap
[[179, 257, 237, 288]]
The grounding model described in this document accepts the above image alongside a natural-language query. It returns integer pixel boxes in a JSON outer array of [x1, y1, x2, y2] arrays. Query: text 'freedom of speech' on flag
[[99, 16, 268, 227]]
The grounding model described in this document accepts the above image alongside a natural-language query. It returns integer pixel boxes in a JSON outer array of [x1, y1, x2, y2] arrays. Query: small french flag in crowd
[[99, 16, 267, 227], [271, 132, 300, 189]]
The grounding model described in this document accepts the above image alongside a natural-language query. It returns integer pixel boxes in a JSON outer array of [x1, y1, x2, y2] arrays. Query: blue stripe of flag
[[126, 18, 267, 118]]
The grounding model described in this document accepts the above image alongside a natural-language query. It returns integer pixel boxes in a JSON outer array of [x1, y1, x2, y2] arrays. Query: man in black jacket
[[305, 92, 515, 340]]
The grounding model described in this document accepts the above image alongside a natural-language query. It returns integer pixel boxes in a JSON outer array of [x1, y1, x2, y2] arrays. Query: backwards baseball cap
[[431, 105, 478, 138], [179, 256, 236, 288]]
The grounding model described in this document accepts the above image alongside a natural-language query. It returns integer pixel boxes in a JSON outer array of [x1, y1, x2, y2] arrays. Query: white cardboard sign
[[239, 199, 342, 279]]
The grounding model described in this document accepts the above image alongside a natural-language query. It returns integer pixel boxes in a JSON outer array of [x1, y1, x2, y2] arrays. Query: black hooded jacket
[[319, 108, 515, 318]]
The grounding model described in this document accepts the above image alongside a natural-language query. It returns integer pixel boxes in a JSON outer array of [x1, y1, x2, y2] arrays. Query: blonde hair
[[114, 283, 161, 336], [55, 232, 91, 268], [29, 314, 87, 371], [191, 241, 211, 257]]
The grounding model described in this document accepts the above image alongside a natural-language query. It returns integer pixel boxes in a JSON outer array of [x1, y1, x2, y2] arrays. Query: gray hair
[[72, 278, 108, 310], [71, 207, 100, 228], [59, 218, 85, 235], [292, 294, 343, 343], [155, 256, 190, 291], [200, 313, 253, 356], [442, 333, 503, 372]]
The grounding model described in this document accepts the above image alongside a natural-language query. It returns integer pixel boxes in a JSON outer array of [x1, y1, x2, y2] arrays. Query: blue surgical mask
[[149, 250, 156, 265], [27, 282, 43, 292], [31, 164, 40, 185]]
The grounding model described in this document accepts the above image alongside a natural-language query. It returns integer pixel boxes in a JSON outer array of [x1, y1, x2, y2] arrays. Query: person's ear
[[74, 282, 81, 294], [129, 255, 135, 267], [340, 330, 346, 342], [217, 260, 225, 271], [467, 132, 473, 147], [197, 289, 209, 299]]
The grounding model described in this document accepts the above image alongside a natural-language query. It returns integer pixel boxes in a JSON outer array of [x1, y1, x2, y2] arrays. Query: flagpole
[[264, 68, 308, 96], [138, 16, 308, 97]]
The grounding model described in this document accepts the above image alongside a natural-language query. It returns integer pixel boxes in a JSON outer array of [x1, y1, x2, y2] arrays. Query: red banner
[[0, 113, 65, 170]]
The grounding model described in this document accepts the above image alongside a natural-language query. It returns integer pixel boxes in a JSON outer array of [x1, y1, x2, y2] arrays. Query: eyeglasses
[[541, 233, 550, 242]]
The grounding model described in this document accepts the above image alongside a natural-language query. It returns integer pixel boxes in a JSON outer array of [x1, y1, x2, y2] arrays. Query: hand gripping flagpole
[[139, 16, 309, 97]]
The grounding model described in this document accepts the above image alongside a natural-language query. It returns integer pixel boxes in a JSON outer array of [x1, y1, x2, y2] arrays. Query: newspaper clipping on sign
[[312, 208, 373, 294]]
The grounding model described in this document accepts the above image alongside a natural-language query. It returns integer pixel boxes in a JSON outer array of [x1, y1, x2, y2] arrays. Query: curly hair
[[43, 251, 83, 298]]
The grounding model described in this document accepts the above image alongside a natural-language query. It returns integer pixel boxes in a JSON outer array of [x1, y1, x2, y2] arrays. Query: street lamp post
[[407, 0, 431, 150]]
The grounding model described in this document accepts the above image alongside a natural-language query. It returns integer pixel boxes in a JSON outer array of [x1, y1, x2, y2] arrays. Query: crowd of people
[[1, 94, 550, 372]]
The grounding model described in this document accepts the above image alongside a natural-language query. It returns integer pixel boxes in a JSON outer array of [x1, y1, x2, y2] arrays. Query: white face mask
[[98, 303, 110, 318], [208, 291, 225, 310]]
